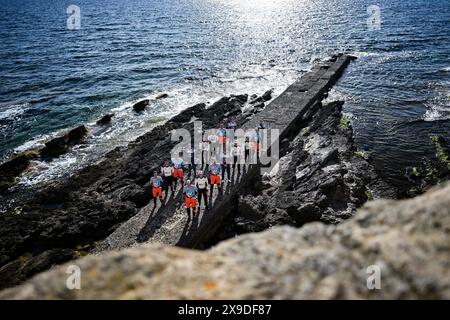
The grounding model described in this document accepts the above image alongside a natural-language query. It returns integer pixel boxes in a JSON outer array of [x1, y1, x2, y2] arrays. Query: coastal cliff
[[0, 54, 447, 297], [2, 182, 449, 299]]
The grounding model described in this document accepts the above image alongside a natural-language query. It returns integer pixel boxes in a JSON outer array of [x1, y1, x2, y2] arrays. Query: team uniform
[[150, 175, 164, 205], [253, 129, 262, 153], [217, 128, 227, 146], [209, 163, 222, 189], [183, 184, 198, 213], [172, 158, 185, 186]]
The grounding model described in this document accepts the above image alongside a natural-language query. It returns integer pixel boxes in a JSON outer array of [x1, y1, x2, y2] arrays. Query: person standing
[[232, 140, 243, 175], [187, 147, 197, 179], [208, 159, 222, 193], [221, 153, 231, 183], [150, 171, 164, 206], [172, 156, 185, 188], [183, 180, 198, 215], [244, 136, 250, 163], [161, 160, 174, 195], [217, 123, 227, 157], [196, 170, 209, 210], [200, 139, 211, 169], [253, 127, 262, 163], [217, 124, 227, 145]]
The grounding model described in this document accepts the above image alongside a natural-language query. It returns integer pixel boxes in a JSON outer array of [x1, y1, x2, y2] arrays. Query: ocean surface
[[0, 0, 449, 191]]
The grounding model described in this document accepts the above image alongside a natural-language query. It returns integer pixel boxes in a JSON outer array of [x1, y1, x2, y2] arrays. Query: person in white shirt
[[244, 137, 250, 163], [160, 160, 174, 194], [195, 170, 209, 210], [232, 140, 243, 175], [202, 139, 211, 171]]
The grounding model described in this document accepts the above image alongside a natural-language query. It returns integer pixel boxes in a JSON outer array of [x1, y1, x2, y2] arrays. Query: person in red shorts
[[172, 156, 185, 188], [217, 124, 227, 146], [208, 159, 222, 193], [150, 171, 164, 206], [183, 180, 198, 215]]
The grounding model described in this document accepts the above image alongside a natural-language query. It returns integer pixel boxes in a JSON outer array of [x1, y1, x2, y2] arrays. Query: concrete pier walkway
[[94, 54, 356, 253]]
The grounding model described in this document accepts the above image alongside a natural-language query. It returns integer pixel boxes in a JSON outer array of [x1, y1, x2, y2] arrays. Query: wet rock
[[213, 101, 396, 239], [0, 94, 250, 288], [261, 89, 273, 101], [170, 103, 206, 123], [231, 94, 248, 104], [40, 136, 68, 158], [249, 90, 272, 105], [3, 183, 449, 299], [254, 102, 265, 110], [96, 114, 114, 125], [133, 99, 149, 112], [155, 93, 168, 100], [404, 136, 450, 198], [0, 151, 39, 192], [67, 125, 88, 144]]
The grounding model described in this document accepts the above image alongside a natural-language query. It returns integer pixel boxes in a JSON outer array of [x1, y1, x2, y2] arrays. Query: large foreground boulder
[[2, 183, 449, 299]]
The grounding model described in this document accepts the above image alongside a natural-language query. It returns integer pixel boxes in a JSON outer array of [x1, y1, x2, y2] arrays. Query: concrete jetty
[[95, 54, 356, 253]]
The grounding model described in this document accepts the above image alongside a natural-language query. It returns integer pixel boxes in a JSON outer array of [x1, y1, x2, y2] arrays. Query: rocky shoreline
[[0, 92, 257, 289], [0, 54, 394, 290], [0, 54, 447, 295], [2, 181, 450, 299]]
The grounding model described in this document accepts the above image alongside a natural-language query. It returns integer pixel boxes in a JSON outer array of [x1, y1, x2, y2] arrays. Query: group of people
[[150, 119, 266, 215], [149, 161, 221, 214]]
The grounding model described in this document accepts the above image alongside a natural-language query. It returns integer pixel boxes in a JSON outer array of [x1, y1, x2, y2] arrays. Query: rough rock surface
[[209, 101, 396, 244], [2, 183, 449, 299], [0, 151, 39, 192], [132, 99, 149, 112], [404, 135, 450, 197], [96, 113, 114, 125], [0, 95, 249, 289]]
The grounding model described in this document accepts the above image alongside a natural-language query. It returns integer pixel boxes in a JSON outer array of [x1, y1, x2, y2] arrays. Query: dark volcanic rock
[[0, 151, 39, 192], [67, 125, 88, 144], [155, 93, 168, 100], [249, 90, 272, 105], [96, 114, 114, 125], [40, 136, 68, 158], [231, 94, 248, 104], [209, 101, 397, 240], [261, 89, 273, 101], [170, 103, 206, 123], [41, 125, 88, 159], [0, 95, 249, 289], [3, 183, 448, 299], [133, 99, 150, 112]]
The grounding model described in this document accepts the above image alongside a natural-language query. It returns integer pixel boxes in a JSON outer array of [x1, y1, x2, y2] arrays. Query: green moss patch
[[431, 135, 450, 169], [339, 116, 350, 128]]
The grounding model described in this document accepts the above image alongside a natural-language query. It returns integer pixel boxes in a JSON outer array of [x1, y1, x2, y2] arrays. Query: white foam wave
[[0, 103, 29, 120], [14, 63, 300, 187], [422, 90, 450, 122]]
